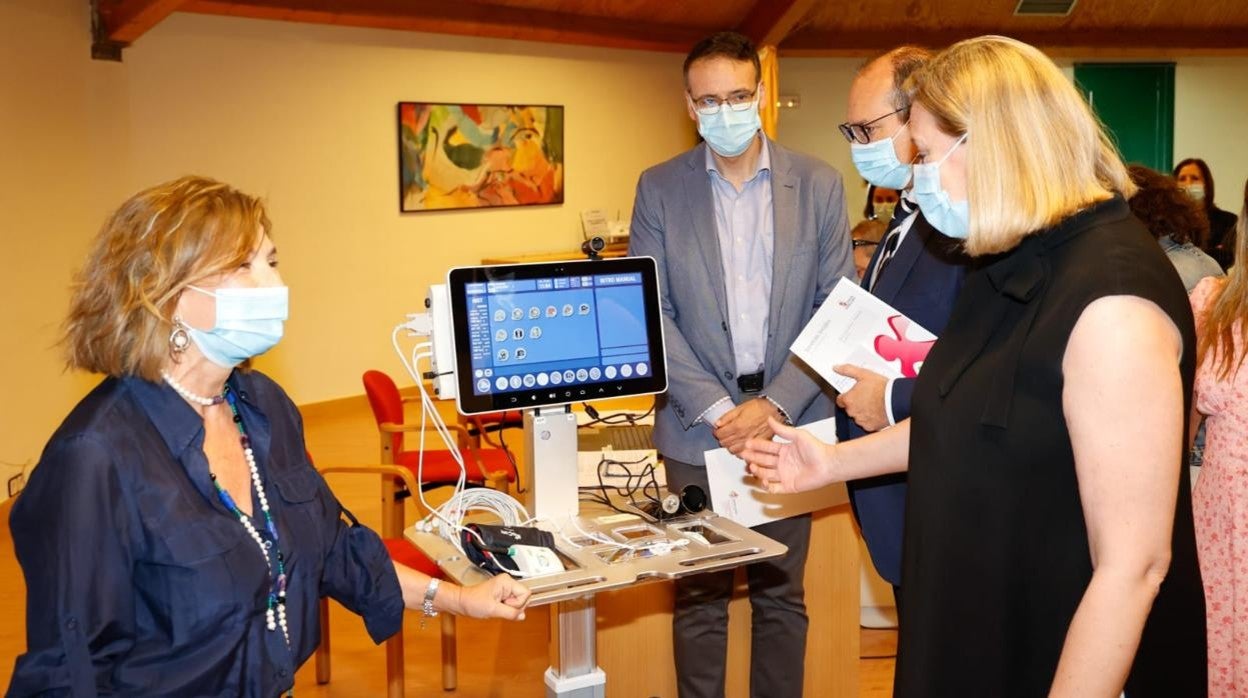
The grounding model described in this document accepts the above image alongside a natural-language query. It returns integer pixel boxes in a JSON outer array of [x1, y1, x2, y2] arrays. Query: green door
[[1073, 63, 1175, 173]]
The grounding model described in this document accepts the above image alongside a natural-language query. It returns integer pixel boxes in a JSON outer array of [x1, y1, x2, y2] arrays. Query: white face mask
[[185, 285, 289, 367], [1183, 184, 1206, 203]]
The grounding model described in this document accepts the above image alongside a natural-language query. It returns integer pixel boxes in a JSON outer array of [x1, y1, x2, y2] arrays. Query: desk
[[436, 397, 860, 697], [409, 506, 788, 696]]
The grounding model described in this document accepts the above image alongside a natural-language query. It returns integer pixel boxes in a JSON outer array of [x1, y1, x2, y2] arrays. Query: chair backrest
[[362, 370, 405, 456]]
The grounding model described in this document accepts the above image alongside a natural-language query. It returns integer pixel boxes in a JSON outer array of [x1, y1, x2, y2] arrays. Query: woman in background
[[1190, 181, 1248, 696], [1175, 157, 1239, 269], [863, 182, 901, 221], [1128, 165, 1223, 292]]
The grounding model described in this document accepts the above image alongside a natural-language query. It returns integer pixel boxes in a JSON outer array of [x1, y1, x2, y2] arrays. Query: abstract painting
[[398, 102, 565, 212]]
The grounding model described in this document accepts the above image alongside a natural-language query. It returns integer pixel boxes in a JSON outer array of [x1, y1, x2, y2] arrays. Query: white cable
[[560, 514, 637, 551], [391, 326, 468, 534], [390, 322, 534, 562]]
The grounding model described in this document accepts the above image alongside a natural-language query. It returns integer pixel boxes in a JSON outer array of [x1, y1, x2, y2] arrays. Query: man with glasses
[[629, 31, 852, 698], [834, 47, 967, 616]]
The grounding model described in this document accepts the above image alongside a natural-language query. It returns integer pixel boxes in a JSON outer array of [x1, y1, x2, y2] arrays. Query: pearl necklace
[[211, 388, 292, 651], [160, 371, 225, 406]]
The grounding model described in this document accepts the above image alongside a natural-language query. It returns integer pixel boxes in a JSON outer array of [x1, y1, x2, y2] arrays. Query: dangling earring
[[169, 316, 191, 355]]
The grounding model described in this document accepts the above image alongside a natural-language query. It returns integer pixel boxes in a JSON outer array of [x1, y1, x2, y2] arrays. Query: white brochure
[[704, 417, 847, 528], [790, 276, 937, 393]]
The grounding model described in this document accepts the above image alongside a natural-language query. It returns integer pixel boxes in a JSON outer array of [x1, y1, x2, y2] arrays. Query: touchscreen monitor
[[447, 257, 667, 415]]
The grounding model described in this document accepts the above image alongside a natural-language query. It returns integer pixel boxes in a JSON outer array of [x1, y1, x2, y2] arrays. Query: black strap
[[736, 371, 765, 394]]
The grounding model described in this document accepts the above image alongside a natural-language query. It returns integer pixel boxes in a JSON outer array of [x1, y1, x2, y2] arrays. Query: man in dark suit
[[834, 47, 968, 609], [629, 32, 853, 698]]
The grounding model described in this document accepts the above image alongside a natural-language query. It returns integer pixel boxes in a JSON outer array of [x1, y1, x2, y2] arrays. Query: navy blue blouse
[[7, 371, 404, 697]]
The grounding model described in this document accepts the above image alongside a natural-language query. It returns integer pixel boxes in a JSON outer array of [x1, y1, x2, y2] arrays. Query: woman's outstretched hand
[[739, 417, 837, 494]]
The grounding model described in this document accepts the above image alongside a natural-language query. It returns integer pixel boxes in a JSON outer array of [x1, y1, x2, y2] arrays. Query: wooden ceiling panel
[[181, 0, 711, 52], [474, 0, 757, 32], [802, 0, 1248, 32], [787, 0, 1248, 54], [98, 0, 189, 43], [1062, 0, 1248, 29], [93, 0, 1248, 58]]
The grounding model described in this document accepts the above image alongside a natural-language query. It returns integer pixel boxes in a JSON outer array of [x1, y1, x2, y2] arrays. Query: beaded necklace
[[211, 387, 292, 651]]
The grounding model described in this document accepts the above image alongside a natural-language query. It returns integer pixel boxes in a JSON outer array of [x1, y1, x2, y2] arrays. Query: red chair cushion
[[395, 448, 517, 483], [383, 538, 443, 579], [394, 449, 483, 484]]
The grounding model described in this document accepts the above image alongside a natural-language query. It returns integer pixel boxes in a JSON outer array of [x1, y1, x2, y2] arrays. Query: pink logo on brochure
[[874, 315, 935, 378]]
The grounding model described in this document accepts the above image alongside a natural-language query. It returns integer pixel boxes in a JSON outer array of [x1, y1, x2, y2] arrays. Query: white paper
[[790, 276, 937, 393], [704, 418, 846, 528]]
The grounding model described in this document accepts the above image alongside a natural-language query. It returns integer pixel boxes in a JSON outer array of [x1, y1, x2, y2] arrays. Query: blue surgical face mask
[[696, 98, 761, 158], [185, 285, 289, 368], [912, 133, 970, 239], [851, 121, 913, 189]]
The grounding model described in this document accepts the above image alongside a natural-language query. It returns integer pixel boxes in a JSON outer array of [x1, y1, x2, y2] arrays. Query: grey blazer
[[629, 138, 854, 465]]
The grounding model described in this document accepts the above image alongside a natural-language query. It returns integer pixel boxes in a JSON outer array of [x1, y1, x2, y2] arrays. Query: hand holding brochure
[[790, 277, 937, 393]]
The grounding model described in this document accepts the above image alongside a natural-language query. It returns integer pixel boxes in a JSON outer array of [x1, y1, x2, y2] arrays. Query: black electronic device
[[581, 236, 606, 259], [447, 257, 668, 415], [461, 523, 558, 575], [635, 484, 708, 522]]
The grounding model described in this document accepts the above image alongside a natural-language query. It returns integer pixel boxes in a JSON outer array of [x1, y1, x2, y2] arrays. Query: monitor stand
[[521, 405, 579, 521], [522, 405, 605, 698]]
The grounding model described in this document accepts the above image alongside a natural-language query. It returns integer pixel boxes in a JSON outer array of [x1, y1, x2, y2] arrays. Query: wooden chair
[[361, 369, 517, 536], [314, 463, 458, 696]]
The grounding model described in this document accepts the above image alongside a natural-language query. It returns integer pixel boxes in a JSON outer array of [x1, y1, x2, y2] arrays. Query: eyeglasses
[[838, 107, 906, 145], [690, 85, 760, 116], [852, 239, 880, 249]]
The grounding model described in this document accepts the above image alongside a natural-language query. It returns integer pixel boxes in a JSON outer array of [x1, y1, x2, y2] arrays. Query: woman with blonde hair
[[742, 36, 1206, 696], [1191, 180, 1248, 695], [8, 176, 530, 696]]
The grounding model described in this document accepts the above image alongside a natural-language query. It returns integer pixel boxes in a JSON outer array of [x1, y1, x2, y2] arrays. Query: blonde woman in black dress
[[743, 36, 1206, 697]]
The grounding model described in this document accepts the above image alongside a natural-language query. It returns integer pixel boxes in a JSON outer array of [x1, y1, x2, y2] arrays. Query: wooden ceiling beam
[[98, 0, 189, 43], [736, 0, 820, 47], [180, 0, 706, 53], [779, 27, 1248, 56]]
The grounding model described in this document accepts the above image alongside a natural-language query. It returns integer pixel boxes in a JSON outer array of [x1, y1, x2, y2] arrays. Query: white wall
[[775, 58, 864, 215], [0, 2, 692, 475], [1175, 58, 1248, 215]]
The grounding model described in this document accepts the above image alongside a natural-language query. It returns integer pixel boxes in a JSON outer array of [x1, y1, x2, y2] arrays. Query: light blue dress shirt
[[699, 139, 774, 427]]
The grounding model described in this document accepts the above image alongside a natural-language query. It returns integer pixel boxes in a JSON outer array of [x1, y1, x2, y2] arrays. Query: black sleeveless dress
[[896, 197, 1207, 697]]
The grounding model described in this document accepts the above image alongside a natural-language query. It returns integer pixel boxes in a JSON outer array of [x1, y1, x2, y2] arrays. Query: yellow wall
[[0, 2, 691, 474], [7, 5, 1247, 482], [0, 0, 129, 483]]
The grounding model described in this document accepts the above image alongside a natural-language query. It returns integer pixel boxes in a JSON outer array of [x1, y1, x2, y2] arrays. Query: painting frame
[[397, 102, 565, 213]]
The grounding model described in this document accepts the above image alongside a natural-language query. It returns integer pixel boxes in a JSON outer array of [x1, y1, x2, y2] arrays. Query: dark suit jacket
[[1208, 205, 1238, 270], [837, 208, 967, 585], [629, 138, 854, 465]]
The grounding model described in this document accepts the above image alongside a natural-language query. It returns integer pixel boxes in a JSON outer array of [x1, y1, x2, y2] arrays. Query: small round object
[[681, 485, 708, 514], [661, 493, 681, 514]]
